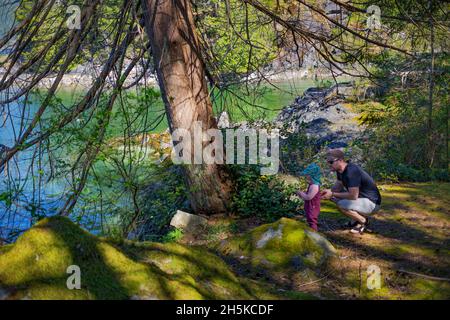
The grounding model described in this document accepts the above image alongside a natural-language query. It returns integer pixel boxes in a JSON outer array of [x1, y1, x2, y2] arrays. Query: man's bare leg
[[337, 207, 367, 224]]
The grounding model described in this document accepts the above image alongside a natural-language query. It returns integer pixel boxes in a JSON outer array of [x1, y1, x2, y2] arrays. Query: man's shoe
[[364, 217, 373, 233], [343, 220, 359, 229], [350, 223, 366, 234]]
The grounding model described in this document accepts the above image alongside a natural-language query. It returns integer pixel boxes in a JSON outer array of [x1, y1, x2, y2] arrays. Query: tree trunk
[[427, 0, 435, 168], [428, 0, 435, 131], [142, 0, 233, 214]]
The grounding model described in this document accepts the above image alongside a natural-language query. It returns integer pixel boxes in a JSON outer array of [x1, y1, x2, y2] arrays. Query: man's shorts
[[335, 198, 381, 215]]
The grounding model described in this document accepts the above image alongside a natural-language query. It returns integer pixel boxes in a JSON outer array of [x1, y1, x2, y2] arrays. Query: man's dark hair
[[327, 149, 345, 160]]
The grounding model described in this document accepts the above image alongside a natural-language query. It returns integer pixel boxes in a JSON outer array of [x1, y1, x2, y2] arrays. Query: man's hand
[[320, 189, 333, 200]]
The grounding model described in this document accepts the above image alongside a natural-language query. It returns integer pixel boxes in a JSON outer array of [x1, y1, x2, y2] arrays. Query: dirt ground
[[307, 183, 449, 299], [187, 182, 450, 300]]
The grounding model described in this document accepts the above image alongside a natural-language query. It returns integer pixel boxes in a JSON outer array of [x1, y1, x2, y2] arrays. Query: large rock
[[170, 210, 208, 234], [0, 217, 291, 300], [275, 83, 366, 148], [219, 218, 336, 271]]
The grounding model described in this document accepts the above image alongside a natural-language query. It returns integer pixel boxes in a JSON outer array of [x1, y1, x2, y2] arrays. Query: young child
[[295, 163, 322, 231]]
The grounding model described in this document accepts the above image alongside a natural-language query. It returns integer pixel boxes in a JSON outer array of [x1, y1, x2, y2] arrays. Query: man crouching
[[321, 149, 382, 234]]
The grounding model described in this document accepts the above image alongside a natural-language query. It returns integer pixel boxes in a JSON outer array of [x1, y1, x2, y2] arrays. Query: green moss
[[218, 218, 336, 270], [0, 217, 314, 300], [0, 216, 306, 300], [239, 278, 317, 300], [381, 183, 450, 220], [0, 244, 12, 255], [203, 219, 240, 244], [342, 269, 450, 300], [384, 243, 439, 259], [343, 271, 400, 300], [408, 278, 450, 300]]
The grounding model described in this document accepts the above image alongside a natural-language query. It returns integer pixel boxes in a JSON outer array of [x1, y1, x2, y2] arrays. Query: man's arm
[[332, 166, 361, 200], [332, 187, 359, 200], [331, 180, 344, 192], [322, 167, 362, 200], [321, 180, 343, 200]]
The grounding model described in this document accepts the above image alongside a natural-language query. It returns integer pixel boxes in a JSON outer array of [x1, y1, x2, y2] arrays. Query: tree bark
[[427, 0, 435, 168], [428, 0, 435, 131], [142, 0, 233, 214]]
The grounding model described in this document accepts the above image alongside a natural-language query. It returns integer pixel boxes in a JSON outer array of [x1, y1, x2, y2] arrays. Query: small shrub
[[229, 165, 301, 221], [162, 228, 184, 243]]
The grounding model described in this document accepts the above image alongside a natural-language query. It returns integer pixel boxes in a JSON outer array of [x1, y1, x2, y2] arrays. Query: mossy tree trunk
[[142, 0, 233, 214]]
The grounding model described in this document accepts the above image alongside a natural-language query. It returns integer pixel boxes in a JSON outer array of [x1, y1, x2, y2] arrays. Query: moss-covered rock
[[0, 216, 307, 300], [218, 218, 336, 271]]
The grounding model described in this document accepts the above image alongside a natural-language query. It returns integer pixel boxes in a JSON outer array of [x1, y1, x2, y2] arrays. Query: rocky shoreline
[[0, 59, 159, 89], [219, 82, 368, 149], [1, 56, 343, 90], [274, 82, 367, 148]]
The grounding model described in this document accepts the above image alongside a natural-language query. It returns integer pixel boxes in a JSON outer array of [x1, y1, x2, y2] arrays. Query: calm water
[[0, 78, 321, 239], [0, 96, 67, 237]]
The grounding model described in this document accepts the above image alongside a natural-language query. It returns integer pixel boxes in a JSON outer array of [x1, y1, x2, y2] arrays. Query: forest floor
[[185, 182, 450, 300]]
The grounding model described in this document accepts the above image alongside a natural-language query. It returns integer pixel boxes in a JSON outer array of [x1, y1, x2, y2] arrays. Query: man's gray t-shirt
[[337, 163, 382, 205]]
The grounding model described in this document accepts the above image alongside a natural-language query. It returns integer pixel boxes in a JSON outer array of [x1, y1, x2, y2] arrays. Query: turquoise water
[[210, 79, 317, 123], [49, 78, 319, 133], [0, 97, 67, 237], [0, 78, 328, 239], [100, 78, 318, 133], [0, 4, 15, 37]]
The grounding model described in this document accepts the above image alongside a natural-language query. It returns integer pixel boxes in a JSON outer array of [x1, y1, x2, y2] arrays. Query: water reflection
[[0, 96, 67, 241], [0, 79, 320, 242]]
